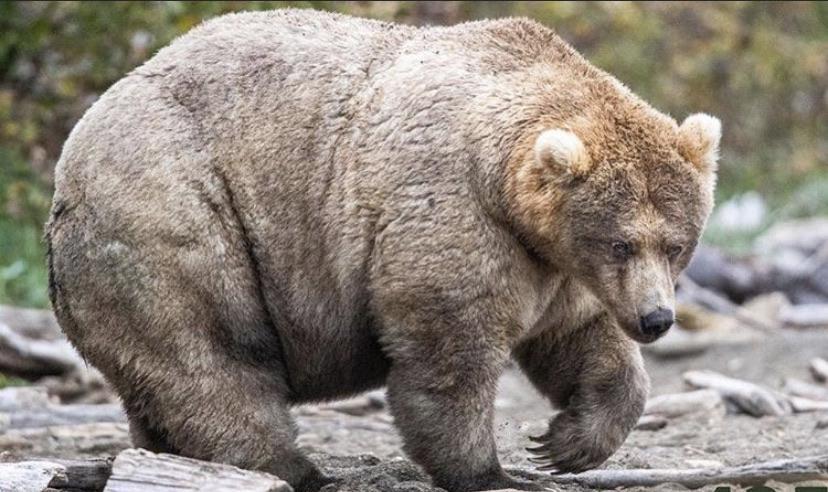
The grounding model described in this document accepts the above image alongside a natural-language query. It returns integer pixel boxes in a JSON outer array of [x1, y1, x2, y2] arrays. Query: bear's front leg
[[385, 339, 544, 492], [513, 314, 649, 474]]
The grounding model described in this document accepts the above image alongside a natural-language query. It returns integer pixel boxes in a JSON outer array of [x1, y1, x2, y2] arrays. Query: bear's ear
[[678, 113, 721, 174], [534, 129, 592, 177]]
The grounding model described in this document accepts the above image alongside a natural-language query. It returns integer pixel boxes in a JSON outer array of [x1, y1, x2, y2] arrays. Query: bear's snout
[[639, 308, 674, 339]]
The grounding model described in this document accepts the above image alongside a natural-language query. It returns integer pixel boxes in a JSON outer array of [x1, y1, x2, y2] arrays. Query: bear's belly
[[279, 316, 391, 403]]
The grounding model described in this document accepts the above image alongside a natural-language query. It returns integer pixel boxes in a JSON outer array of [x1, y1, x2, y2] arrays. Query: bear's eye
[[611, 241, 633, 261], [667, 244, 684, 260]]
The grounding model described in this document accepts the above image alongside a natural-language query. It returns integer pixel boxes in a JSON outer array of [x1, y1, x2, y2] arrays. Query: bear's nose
[[639, 308, 674, 337]]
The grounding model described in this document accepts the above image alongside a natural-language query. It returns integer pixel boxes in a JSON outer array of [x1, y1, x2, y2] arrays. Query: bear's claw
[[526, 414, 615, 475]]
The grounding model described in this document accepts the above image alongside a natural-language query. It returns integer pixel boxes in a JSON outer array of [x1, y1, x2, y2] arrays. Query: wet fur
[[46, 9, 717, 492]]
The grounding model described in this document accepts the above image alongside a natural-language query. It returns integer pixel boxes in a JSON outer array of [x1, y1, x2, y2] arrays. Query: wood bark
[[548, 455, 828, 489], [0, 423, 130, 458], [0, 322, 84, 378], [103, 449, 292, 492], [0, 458, 111, 492]]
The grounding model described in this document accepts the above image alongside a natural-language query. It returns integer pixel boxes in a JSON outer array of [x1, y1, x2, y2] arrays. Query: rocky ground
[[2, 328, 828, 491]]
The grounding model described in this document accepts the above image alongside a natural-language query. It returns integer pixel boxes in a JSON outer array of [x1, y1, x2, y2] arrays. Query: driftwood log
[[103, 449, 291, 492], [633, 414, 668, 431], [784, 378, 828, 401], [685, 238, 828, 304], [677, 276, 777, 333], [0, 458, 111, 492], [0, 422, 130, 457], [644, 389, 726, 419], [779, 304, 828, 328], [0, 322, 84, 378], [683, 370, 790, 417], [811, 358, 828, 383], [1, 403, 125, 431], [0, 386, 51, 411], [548, 455, 828, 489], [0, 306, 62, 340], [789, 396, 828, 413]]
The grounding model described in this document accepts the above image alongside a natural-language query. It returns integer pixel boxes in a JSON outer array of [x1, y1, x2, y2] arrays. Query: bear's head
[[509, 110, 721, 344]]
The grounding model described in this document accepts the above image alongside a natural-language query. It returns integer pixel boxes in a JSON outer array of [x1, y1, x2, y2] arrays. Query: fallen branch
[[779, 304, 828, 328], [644, 389, 726, 419], [319, 390, 386, 416], [634, 414, 667, 431], [784, 378, 828, 401], [683, 370, 790, 417], [789, 396, 828, 413], [549, 455, 828, 489], [103, 448, 291, 492], [0, 321, 85, 377], [811, 357, 828, 384], [678, 275, 777, 333]]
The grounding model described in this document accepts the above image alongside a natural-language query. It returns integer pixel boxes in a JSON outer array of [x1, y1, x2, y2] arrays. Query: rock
[[684, 245, 757, 302]]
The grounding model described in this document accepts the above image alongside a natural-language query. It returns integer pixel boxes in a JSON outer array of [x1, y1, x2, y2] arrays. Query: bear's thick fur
[[46, 9, 720, 492]]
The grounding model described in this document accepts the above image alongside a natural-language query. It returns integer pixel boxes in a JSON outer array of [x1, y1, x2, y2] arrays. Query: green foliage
[[1, 1, 826, 306], [0, 372, 28, 389]]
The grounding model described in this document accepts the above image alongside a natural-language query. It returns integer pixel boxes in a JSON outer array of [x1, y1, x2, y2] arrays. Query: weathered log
[[678, 276, 778, 333], [644, 389, 726, 419], [0, 458, 111, 492], [789, 396, 828, 413], [811, 357, 828, 384], [633, 414, 667, 431], [0, 305, 62, 340], [1, 403, 125, 431], [319, 390, 386, 416], [548, 454, 828, 489], [103, 448, 292, 492], [779, 304, 828, 328], [0, 322, 84, 378], [0, 386, 51, 412], [0, 422, 130, 458], [683, 370, 790, 417], [783, 378, 828, 401], [0, 461, 61, 492]]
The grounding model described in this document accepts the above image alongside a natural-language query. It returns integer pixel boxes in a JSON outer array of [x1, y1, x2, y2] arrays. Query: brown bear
[[45, 9, 720, 492]]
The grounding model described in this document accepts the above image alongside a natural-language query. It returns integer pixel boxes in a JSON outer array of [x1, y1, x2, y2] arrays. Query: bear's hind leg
[[104, 305, 331, 492], [127, 412, 176, 454], [49, 228, 331, 491]]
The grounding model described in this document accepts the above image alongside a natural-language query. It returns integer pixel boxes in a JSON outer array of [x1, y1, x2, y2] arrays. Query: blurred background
[[0, 4, 828, 484], [1, 0, 827, 309]]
